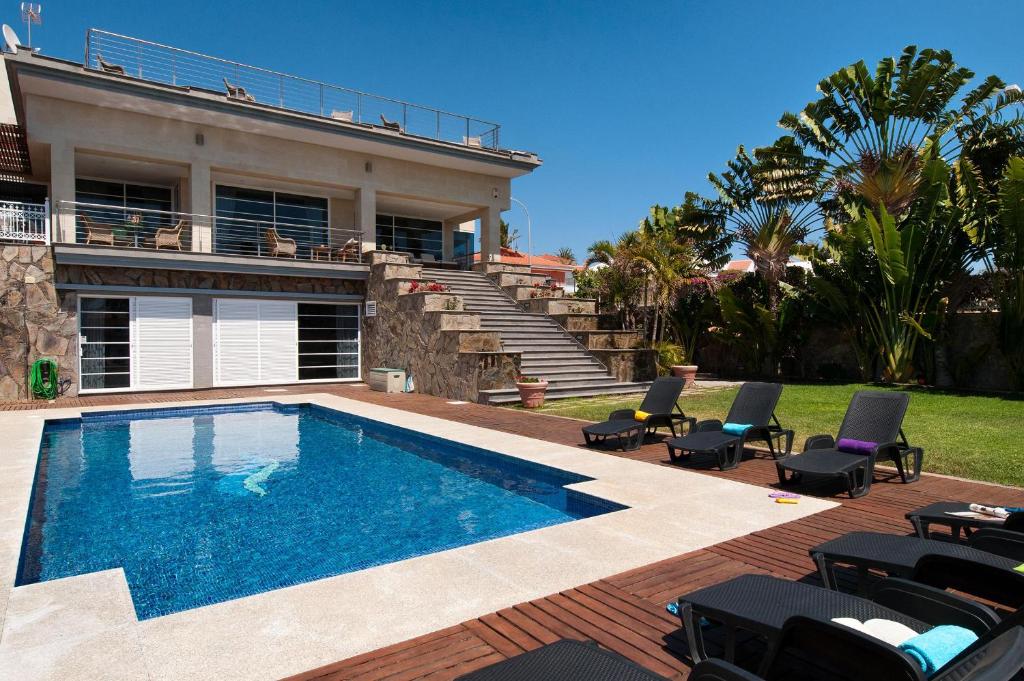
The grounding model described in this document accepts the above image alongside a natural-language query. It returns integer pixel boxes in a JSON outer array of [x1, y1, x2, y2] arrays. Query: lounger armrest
[[690, 659, 763, 681], [608, 409, 638, 421], [803, 434, 835, 450], [870, 577, 1001, 635], [694, 419, 723, 432]]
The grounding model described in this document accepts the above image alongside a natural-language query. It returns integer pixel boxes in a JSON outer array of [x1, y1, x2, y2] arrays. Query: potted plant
[[516, 375, 549, 408], [666, 277, 718, 387]]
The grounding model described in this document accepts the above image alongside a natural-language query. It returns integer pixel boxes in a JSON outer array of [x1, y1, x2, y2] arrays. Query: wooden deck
[[6, 384, 1022, 680]]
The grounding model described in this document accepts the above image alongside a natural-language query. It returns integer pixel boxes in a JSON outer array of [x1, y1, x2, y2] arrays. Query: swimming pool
[[17, 402, 624, 619]]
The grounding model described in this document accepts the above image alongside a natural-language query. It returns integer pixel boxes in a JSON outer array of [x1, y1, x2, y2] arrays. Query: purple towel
[[837, 438, 877, 455]]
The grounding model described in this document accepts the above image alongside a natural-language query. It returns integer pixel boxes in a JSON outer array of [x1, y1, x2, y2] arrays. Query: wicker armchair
[[152, 220, 185, 250], [265, 228, 297, 258], [80, 215, 115, 246], [336, 238, 361, 263]]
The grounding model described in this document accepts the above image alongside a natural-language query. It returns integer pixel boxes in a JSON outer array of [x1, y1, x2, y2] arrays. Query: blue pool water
[[18, 403, 624, 619]]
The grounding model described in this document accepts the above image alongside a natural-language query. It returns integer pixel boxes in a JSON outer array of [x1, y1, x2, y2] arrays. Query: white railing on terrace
[[0, 200, 50, 244], [84, 29, 502, 150], [58, 201, 364, 263]]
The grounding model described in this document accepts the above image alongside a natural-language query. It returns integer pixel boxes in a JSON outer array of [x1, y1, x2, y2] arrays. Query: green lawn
[[514, 383, 1024, 487]]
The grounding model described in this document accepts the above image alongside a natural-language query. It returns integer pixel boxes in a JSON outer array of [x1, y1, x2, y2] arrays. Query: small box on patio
[[368, 368, 406, 393]]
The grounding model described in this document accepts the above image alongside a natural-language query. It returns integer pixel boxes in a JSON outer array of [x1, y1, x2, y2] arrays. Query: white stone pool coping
[[0, 394, 837, 680]]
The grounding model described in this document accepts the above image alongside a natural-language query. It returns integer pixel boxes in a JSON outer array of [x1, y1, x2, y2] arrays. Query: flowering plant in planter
[[515, 374, 548, 408], [528, 282, 560, 299], [408, 280, 450, 293]]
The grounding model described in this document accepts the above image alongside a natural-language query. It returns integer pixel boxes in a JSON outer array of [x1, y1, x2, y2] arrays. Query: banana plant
[[784, 46, 1022, 381], [994, 158, 1024, 384]]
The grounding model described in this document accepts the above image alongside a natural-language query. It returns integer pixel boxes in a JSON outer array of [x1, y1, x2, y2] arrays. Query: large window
[[298, 303, 360, 380], [453, 231, 475, 261], [75, 179, 175, 246], [78, 296, 194, 392], [214, 186, 328, 257], [375, 214, 442, 260], [79, 297, 131, 390]]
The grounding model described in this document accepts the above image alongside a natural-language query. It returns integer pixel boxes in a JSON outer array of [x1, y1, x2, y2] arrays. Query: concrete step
[[526, 370, 615, 381], [522, 356, 602, 365], [480, 381, 652, 405]]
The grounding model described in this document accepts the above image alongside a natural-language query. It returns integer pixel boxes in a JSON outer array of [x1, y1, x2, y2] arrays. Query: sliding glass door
[[214, 186, 328, 257]]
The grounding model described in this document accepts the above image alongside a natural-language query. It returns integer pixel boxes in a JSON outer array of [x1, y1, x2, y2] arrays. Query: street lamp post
[[510, 196, 531, 268]]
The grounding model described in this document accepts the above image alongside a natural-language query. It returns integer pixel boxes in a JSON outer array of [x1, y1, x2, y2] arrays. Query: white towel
[[832, 618, 919, 647]]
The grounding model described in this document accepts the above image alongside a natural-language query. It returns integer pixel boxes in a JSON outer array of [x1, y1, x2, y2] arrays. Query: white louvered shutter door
[[131, 296, 194, 390], [257, 300, 298, 384], [213, 299, 261, 386]]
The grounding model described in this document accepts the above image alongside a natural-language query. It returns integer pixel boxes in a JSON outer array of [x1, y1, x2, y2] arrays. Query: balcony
[[0, 201, 50, 244], [84, 30, 502, 151], [53, 201, 366, 279]]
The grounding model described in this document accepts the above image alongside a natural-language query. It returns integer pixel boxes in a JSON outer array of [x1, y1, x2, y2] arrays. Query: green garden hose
[[29, 358, 58, 400]]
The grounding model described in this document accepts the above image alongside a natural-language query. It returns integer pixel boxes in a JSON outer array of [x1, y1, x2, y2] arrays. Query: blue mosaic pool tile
[[20, 401, 628, 619]]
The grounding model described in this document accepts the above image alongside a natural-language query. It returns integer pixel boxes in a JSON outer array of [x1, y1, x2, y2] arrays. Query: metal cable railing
[[58, 201, 364, 262], [84, 29, 501, 150]]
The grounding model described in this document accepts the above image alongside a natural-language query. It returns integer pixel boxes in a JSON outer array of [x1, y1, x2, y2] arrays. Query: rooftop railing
[[57, 201, 364, 263], [84, 29, 501, 150]]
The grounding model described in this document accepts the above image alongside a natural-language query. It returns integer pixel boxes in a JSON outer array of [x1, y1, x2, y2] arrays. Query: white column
[[189, 162, 211, 252], [49, 142, 76, 243], [355, 187, 376, 252], [441, 219, 457, 260], [479, 206, 501, 262]]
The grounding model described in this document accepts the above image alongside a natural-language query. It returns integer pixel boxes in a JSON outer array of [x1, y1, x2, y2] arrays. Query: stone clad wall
[[0, 246, 76, 400], [0, 251, 366, 400], [362, 255, 520, 402]]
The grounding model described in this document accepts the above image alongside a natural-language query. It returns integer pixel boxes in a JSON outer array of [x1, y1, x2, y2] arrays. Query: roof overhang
[[6, 53, 542, 179]]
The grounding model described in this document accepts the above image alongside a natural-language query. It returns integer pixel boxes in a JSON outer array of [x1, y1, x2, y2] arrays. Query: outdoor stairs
[[426, 269, 650, 404]]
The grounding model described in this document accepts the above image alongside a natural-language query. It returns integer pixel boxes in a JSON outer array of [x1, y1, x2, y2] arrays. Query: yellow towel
[[775, 498, 798, 504], [634, 410, 650, 422]]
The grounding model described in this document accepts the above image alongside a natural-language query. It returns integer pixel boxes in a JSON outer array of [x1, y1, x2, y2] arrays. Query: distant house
[[720, 257, 812, 275], [474, 247, 583, 292]]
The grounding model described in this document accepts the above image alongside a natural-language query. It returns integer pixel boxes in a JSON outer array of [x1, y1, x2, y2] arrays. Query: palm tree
[[707, 139, 826, 309], [499, 219, 519, 249], [584, 239, 617, 266], [555, 247, 576, 264]]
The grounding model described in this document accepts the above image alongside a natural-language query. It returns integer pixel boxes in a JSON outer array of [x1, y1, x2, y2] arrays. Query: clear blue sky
[[24, 0, 1024, 260]]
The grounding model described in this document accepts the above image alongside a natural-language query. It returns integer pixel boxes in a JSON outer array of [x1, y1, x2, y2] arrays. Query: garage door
[[213, 299, 297, 386]]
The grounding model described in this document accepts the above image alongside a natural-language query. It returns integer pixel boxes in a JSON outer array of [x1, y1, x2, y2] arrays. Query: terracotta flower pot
[[516, 381, 549, 408], [671, 364, 699, 388]]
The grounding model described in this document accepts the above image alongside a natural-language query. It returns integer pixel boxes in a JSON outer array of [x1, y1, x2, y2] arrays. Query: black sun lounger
[[690, 615, 1024, 681], [455, 638, 667, 680], [582, 376, 692, 451], [664, 382, 793, 470], [809, 532, 1024, 609], [907, 501, 1024, 541], [675, 573, 1003, 669], [776, 391, 922, 497]]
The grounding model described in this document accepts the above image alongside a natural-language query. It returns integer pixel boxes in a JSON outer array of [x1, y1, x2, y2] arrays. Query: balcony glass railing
[[0, 200, 50, 243], [57, 201, 364, 263], [84, 29, 502, 150]]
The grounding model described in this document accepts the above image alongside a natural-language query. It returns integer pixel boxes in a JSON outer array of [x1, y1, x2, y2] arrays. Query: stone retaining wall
[[362, 255, 520, 402], [0, 245, 75, 400]]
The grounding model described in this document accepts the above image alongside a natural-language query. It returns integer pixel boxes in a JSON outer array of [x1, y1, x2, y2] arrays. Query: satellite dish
[[3, 25, 21, 53]]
